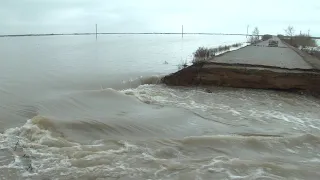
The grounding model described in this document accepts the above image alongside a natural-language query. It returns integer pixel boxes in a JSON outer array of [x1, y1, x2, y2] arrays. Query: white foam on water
[[121, 85, 244, 121], [194, 156, 288, 180], [309, 124, 320, 131], [121, 84, 320, 136], [1, 119, 320, 179], [1, 84, 320, 179], [0, 120, 159, 179], [1, 119, 221, 179]]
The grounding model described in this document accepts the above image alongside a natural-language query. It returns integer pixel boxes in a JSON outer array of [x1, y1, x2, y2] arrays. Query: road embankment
[[161, 62, 320, 95]]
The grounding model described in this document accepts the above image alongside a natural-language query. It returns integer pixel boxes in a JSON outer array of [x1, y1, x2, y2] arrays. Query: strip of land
[[162, 37, 320, 95]]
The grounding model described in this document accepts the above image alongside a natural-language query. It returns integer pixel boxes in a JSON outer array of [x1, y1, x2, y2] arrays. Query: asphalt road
[[213, 37, 313, 69]]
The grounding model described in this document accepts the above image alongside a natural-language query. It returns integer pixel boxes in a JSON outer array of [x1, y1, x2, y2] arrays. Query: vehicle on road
[[268, 40, 279, 47]]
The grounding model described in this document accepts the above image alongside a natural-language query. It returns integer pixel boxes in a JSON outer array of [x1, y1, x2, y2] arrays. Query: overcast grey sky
[[1, 0, 319, 35]]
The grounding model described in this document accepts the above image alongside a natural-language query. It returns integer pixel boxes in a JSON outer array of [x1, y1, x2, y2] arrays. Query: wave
[[1, 76, 320, 179], [1, 118, 320, 179], [178, 133, 320, 156], [121, 75, 163, 89], [7, 116, 320, 150], [27, 115, 162, 140]]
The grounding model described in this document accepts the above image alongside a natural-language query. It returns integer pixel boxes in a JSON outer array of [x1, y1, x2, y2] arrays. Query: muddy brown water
[[0, 35, 320, 180]]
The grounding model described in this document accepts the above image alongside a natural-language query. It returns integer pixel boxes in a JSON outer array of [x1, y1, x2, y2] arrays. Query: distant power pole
[[308, 29, 310, 36], [182, 25, 184, 38], [246, 25, 249, 38], [95, 24, 98, 40]]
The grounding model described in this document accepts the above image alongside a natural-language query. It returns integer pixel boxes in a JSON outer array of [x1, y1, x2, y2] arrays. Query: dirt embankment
[[161, 62, 320, 95]]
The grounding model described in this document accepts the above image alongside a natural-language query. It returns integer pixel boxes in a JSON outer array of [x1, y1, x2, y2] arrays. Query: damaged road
[[162, 37, 320, 95]]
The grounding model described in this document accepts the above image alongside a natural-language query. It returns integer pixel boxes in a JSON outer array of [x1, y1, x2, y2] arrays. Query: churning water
[[0, 35, 319, 180]]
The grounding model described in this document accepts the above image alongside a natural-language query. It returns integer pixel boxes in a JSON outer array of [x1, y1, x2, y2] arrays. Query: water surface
[[0, 35, 319, 180]]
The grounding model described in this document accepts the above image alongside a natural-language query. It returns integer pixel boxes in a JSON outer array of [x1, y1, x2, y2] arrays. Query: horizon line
[[1, 32, 319, 39], [0, 32, 249, 37]]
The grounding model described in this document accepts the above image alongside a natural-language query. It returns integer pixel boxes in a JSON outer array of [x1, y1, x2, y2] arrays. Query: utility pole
[[95, 24, 98, 40], [182, 25, 184, 38], [246, 25, 249, 38], [308, 29, 310, 36]]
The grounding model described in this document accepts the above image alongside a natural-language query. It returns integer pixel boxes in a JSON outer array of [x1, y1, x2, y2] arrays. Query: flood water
[[0, 35, 320, 180]]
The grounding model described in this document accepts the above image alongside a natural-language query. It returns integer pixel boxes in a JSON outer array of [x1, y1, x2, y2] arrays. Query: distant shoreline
[[0, 32, 253, 38], [2, 33, 318, 39]]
